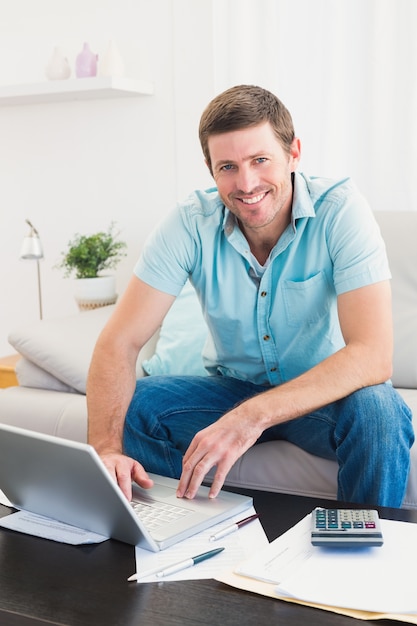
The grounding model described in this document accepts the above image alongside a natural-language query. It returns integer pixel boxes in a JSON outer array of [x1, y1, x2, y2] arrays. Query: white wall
[[213, 0, 417, 216], [0, 0, 214, 355]]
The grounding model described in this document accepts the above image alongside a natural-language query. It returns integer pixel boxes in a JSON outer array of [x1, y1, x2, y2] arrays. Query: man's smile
[[238, 192, 268, 205]]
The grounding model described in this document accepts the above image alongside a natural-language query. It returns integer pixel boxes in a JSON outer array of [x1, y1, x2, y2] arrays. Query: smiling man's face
[[208, 121, 301, 241]]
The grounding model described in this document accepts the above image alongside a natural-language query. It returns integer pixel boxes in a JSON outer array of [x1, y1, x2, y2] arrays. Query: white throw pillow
[[16, 357, 77, 393], [8, 306, 116, 394]]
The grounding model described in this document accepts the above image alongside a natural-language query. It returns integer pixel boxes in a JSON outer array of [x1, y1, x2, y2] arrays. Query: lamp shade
[[20, 220, 44, 260], [20, 235, 44, 260]]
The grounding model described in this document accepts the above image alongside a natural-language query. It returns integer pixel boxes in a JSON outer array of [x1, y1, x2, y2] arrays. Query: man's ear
[[289, 137, 301, 172]]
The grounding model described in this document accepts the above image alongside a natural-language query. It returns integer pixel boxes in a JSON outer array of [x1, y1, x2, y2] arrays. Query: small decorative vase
[[75, 42, 98, 78], [99, 40, 125, 77], [74, 276, 117, 311], [45, 47, 71, 80]]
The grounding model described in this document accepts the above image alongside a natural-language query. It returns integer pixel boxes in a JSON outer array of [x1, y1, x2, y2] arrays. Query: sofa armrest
[[0, 387, 87, 442]]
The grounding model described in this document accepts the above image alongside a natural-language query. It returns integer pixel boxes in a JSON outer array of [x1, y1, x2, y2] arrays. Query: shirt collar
[[291, 172, 316, 223]]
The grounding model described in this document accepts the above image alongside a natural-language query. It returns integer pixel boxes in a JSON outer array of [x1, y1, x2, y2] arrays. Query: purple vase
[[75, 42, 98, 78]]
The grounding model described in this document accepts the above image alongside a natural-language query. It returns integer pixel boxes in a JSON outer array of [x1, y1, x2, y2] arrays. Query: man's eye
[[255, 157, 267, 164], [221, 164, 234, 171]]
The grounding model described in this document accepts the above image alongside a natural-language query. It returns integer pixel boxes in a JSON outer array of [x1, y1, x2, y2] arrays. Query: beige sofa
[[1, 211, 417, 508]]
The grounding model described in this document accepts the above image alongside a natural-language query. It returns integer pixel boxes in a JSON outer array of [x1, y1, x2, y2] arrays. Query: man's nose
[[235, 165, 259, 194]]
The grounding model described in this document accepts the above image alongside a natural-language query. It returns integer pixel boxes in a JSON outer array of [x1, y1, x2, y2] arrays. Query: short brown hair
[[199, 85, 295, 174]]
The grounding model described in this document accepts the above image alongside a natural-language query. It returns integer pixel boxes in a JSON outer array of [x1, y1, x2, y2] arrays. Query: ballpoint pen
[[209, 513, 260, 542], [127, 547, 225, 581]]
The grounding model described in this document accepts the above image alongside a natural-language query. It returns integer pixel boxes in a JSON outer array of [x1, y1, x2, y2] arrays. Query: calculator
[[311, 507, 384, 547]]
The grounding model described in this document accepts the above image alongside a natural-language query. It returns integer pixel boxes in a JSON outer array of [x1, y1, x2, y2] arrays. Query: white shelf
[[0, 76, 154, 106]]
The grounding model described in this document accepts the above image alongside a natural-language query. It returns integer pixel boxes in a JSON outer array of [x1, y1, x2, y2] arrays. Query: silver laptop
[[0, 423, 252, 551]]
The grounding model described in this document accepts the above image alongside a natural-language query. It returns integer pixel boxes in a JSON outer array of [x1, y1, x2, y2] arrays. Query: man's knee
[[340, 384, 413, 443]]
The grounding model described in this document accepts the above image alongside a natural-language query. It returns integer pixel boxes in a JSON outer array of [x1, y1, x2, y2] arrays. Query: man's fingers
[[177, 442, 234, 500], [208, 466, 228, 499], [177, 416, 258, 500], [101, 452, 153, 501], [131, 462, 154, 490], [116, 467, 134, 501], [177, 456, 206, 498], [181, 437, 199, 466]]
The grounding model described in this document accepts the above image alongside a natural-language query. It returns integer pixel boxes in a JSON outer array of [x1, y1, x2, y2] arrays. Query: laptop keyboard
[[130, 499, 192, 531]]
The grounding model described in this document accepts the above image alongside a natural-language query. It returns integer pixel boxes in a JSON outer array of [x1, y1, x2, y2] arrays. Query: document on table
[[0, 509, 108, 545], [217, 513, 417, 623], [274, 516, 417, 614], [132, 506, 268, 583], [235, 513, 313, 584]]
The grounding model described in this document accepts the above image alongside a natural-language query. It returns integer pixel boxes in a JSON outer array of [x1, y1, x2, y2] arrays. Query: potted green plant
[[56, 223, 127, 310]]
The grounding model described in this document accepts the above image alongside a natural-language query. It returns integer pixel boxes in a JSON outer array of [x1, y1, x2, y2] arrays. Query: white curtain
[[212, 0, 417, 212]]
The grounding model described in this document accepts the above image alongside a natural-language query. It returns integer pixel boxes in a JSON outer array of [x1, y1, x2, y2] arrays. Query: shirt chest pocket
[[282, 271, 332, 327]]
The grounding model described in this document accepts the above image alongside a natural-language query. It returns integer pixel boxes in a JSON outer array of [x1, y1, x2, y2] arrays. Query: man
[[87, 85, 414, 508]]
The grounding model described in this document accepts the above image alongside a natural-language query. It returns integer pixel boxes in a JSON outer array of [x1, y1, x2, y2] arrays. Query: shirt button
[[263, 335, 270, 341], [260, 291, 267, 297], [270, 367, 277, 372]]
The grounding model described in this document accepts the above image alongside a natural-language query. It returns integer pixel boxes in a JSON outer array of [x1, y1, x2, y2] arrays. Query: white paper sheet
[[236, 514, 313, 584], [236, 512, 417, 615], [0, 489, 13, 507], [0, 509, 108, 545], [276, 517, 417, 614], [131, 506, 268, 582]]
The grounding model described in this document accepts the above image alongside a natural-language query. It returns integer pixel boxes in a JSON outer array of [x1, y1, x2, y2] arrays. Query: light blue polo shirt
[[134, 172, 390, 386]]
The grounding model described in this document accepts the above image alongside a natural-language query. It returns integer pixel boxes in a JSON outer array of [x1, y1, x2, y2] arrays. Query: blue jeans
[[123, 375, 414, 507]]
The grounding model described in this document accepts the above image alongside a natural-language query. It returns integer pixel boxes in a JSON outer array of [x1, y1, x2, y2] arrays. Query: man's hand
[[100, 451, 154, 501], [176, 407, 263, 500]]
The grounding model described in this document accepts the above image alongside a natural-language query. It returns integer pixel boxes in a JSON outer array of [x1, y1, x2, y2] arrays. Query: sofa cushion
[[142, 281, 208, 377]]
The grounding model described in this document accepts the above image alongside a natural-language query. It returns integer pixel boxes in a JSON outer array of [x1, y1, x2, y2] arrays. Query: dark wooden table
[[0, 489, 415, 626]]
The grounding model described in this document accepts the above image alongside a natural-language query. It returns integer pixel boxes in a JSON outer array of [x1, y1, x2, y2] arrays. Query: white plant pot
[[74, 276, 117, 311]]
